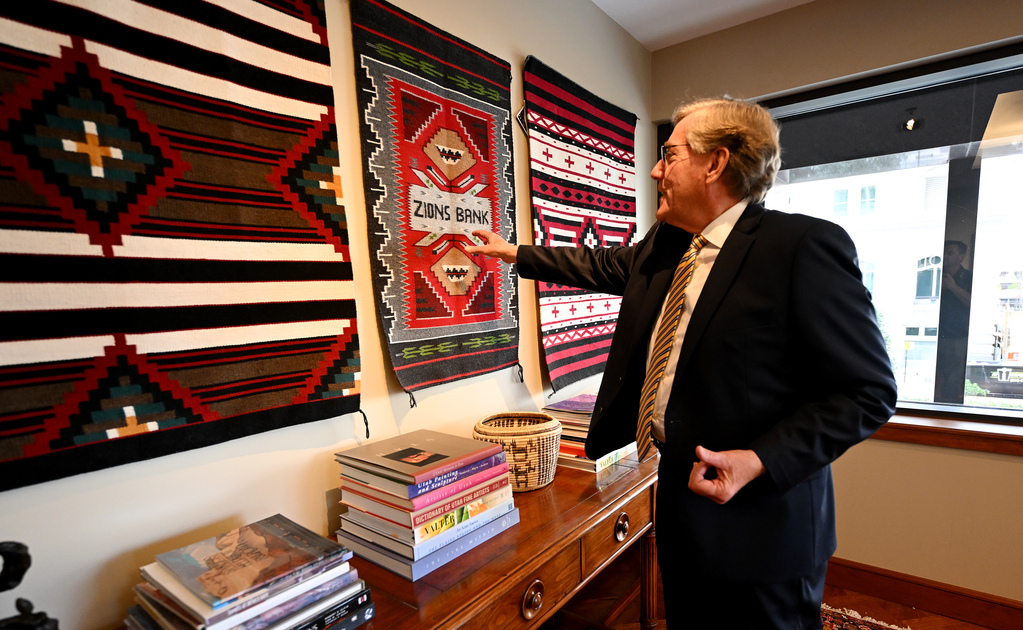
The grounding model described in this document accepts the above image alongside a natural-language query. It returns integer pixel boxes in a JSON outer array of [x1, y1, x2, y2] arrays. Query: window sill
[[873, 413, 1023, 457]]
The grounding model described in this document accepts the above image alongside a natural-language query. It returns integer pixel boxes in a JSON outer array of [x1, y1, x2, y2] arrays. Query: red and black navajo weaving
[[0, 0, 360, 491], [523, 57, 638, 390], [350, 0, 518, 393]]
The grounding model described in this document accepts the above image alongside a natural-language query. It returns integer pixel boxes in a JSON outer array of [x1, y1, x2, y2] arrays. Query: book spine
[[410, 475, 509, 526], [413, 484, 513, 543], [407, 443, 503, 483], [407, 451, 507, 498], [407, 462, 509, 510], [413, 498, 514, 557], [594, 442, 638, 473], [289, 589, 371, 630], [306, 601, 375, 630], [409, 508, 520, 580]]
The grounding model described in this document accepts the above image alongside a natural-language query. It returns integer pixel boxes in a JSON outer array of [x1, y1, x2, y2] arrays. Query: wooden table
[[350, 454, 659, 630]]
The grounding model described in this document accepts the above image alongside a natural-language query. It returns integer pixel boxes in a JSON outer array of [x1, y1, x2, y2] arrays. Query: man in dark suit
[[467, 97, 897, 629]]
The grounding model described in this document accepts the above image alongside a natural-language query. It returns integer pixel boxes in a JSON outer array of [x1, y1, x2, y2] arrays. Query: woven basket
[[473, 412, 561, 492]]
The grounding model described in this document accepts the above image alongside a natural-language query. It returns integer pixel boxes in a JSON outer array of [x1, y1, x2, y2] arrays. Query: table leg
[[640, 528, 658, 629]]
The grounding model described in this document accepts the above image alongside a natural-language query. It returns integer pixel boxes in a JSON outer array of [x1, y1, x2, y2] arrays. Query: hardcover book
[[334, 430, 502, 484], [235, 582, 368, 630], [341, 461, 510, 510], [341, 473, 511, 528], [342, 481, 514, 545], [337, 507, 520, 581], [338, 450, 506, 500], [141, 557, 356, 629], [339, 496, 515, 560], [155, 514, 349, 610]]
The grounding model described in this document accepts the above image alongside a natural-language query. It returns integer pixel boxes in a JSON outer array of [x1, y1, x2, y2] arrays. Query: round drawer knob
[[521, 578, 545, 619], [614, 512, 630, 542]]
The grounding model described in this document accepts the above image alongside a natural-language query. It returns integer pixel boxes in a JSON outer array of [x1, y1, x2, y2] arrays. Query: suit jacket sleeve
[[516, 224, 660, 296], [749, 219, 897, 494]]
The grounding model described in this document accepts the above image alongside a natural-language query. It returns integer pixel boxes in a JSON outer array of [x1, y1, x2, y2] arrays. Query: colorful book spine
[[343, 482, 514, 545], [339, 451, 506, 499], [339, 496, 515, 560], [342, 462, 509, 510], [337, 508, 520, 581], [341, 474, 511, 527]]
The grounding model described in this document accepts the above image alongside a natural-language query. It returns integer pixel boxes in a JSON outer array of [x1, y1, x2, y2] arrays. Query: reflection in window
[[833, 189, 848, 216], [916, 256, 942, 299], [762, 48, 1023, 417], [860, 186, 876, 213]]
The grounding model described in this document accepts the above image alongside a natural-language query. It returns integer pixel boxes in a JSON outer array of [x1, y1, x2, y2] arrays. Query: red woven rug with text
[[350, 0, 519, 394], [523, 56, 638, 391], [0, 0, 360, 490]]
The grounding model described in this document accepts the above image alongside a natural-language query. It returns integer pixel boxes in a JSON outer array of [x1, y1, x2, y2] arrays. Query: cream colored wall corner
[[651, 0, 1023, 120], [0, 2, 654, 628], [833, 436, 1023, 601], [649, 0, 1023, 602]]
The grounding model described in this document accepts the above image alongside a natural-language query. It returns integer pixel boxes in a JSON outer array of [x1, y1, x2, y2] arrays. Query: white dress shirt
[[648, 199, 749, 442]]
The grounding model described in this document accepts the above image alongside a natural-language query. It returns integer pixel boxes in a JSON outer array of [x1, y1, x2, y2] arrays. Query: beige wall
[[652, 0, 1023, 119], [651, 0, 1023, 602], [0, 2, 653, 628]]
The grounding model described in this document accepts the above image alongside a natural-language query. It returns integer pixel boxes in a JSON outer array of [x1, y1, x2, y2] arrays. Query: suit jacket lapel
[[673, 204, 764, 374]]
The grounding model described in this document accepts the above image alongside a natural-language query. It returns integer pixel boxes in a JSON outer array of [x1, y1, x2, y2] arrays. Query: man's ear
[[704, 147, 730, 185]]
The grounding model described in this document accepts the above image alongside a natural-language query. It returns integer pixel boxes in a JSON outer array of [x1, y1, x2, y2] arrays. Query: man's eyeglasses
[[659, 143, 689, 164]]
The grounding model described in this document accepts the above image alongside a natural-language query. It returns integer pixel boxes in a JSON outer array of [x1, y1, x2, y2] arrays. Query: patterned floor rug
[[822, 603, 913, 630]]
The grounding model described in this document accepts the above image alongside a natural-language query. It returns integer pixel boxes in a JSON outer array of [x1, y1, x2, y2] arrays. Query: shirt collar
[[700, 198, 749, 249]]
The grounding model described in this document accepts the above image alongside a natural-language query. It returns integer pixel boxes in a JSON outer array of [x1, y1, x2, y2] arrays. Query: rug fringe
[[821, 603, 914, 630]]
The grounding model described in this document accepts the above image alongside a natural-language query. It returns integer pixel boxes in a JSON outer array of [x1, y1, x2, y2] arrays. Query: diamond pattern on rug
[[0, 1, 359, 491]]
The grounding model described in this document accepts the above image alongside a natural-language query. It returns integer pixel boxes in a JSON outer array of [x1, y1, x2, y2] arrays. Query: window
[[833, 189, 848, 216], [860, 185, 876, 213], [763, 44, 1023, 418], [916, 256, 942, 299], [861, 261, 875, 295]]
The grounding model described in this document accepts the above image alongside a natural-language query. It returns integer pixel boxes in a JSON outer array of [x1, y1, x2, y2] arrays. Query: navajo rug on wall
[[0, 0, 360, 491], [350, 0, 518, 394], [523, 57, 638, 390]]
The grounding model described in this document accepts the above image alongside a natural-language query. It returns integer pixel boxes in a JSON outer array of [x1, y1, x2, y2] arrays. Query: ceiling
[[589, 0, 815, 51]]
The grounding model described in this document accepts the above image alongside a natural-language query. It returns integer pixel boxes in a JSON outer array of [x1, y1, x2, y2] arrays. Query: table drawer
[[467, 541, 581, 630], [581, 486, 652, 575]]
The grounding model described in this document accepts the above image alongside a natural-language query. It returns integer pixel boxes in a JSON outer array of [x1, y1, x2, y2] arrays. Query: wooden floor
[[543, 543, 992, 630]]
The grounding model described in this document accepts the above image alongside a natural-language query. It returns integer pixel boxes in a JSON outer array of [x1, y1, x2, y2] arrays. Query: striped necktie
[[636, 234, 708, 460]]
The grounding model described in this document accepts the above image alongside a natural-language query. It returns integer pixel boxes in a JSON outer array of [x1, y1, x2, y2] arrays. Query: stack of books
[[127, 514, 373, 630], [544, 393, 640, 476], [334, 429, 520, 581]]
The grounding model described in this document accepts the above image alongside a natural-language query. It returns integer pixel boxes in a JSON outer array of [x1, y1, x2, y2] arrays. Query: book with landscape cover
[[334, 429, 502, 484], [140, 557, 356, 629], [339, 495, 515, 560], [337, 507, 520, 581], [155, 514, 349, 611], [341, 472, 511, 528], [341, 461, 509, 510]]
